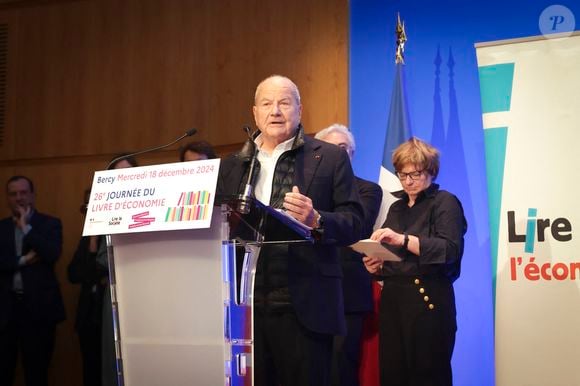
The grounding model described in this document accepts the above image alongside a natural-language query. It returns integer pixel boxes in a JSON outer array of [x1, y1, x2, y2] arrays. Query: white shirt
[[253, 134, 296, 205]]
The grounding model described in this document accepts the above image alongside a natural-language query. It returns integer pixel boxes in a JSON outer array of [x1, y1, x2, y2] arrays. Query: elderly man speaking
[[218, 75, 364, 386]]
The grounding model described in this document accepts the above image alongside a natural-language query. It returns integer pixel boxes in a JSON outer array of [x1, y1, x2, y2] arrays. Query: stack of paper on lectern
[[349, 239, 402, 262]]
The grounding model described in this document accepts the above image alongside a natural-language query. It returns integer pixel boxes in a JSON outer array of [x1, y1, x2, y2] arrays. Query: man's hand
[[283, 186, 318, 227], [12, 205, 31, 231], [370, 227, 404, 247], [22, 250, 39, 265]]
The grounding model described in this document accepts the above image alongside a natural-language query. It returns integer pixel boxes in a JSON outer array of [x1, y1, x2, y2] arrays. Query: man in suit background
[[315, 124, 383, 386], [0, 175, 65, 386], [217, 75, 364, 386]]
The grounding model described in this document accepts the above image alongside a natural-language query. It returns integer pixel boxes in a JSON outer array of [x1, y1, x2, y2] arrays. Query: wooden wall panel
[[0, 0, 348, 385], [1, 0, 348, 161]]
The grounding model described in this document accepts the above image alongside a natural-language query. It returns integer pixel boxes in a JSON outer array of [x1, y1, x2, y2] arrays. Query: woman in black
[[363, 137, 467, 386], [69, 154, 138, 386], [68, 190, 108, 386]]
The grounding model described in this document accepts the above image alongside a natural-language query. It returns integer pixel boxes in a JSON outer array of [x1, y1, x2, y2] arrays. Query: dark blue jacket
[[0, 211, 65, 328], [218, 130, 364, 335], [340, 177, 382, 313]]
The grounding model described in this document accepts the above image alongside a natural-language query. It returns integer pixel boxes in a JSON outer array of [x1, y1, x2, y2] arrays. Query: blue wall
[[349, 1, 578, 385]]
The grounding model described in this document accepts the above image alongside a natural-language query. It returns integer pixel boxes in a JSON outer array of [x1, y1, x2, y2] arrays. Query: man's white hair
[[254, 75, 301, 105], [315, 123, 356, 154]]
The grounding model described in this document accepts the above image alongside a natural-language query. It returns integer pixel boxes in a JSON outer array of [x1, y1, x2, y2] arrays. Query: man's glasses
[[396, 170, 423, 181]]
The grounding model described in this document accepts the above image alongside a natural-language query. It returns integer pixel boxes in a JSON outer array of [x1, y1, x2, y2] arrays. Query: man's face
[[7, 178, 34, 215], [253, 77, 302, 148], [320, 131, 354, 160]]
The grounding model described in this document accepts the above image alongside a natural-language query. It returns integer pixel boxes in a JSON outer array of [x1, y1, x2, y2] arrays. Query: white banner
[[476, 33, 580, 386], [82, 159, 220, 235]]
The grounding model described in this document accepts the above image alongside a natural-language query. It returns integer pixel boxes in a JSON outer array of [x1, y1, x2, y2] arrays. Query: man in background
[[0, 175, 65, 386], [315, 124, 382, 386]]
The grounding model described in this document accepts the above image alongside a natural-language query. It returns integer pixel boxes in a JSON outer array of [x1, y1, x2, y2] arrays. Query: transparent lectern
[[105, 196, 313, 386]]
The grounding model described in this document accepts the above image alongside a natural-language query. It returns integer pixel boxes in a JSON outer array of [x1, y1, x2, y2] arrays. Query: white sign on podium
[[80, 158, 248, 385], [82, 159, 220, 235]]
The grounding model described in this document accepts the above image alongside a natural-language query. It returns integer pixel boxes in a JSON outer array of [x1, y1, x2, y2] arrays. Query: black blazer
[[0, 211, 66, 328], [218, 133, 364, 335], [340, 177, 382, 313], [67, 236, 108, 331]]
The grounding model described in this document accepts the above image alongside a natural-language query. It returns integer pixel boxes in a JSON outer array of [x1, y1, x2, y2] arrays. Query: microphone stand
[[105, 128, 197, 170], [237, 126, 258, 214]]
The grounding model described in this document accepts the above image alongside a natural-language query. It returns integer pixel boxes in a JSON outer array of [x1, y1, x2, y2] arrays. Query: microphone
[[237, 125, 258, 214], [105, 128, 197, 170]]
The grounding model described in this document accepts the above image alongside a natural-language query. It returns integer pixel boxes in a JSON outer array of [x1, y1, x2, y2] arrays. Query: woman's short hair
[[392, 137, 440, 179]]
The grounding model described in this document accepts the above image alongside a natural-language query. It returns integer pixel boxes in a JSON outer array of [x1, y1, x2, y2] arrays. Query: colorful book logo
[[165, 190, 211, 222]]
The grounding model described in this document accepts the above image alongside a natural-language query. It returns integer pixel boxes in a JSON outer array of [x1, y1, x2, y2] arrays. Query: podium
[[104, 197, 313, 386]]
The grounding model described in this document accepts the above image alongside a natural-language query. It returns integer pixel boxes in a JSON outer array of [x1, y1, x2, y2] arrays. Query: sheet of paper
[[349, 239, 402, 262], [275, 209, 313, 231]]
